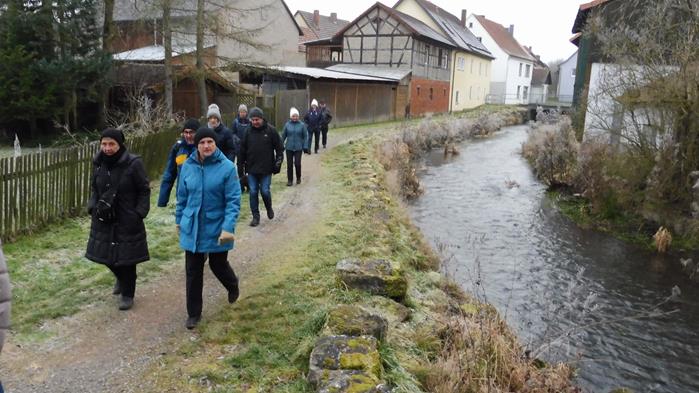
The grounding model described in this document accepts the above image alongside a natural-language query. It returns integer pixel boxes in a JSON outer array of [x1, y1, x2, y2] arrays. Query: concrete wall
[[451, 52, 491, 111], [215, 0, 304, 67], [310, 81, 398, 127], [409, 78, 449, 115], [557, 51, 578, 103]]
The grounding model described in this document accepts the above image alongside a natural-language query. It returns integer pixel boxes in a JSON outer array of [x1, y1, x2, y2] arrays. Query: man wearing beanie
[[157, 118, 199, 207], [206, 103, 238, 163], [0, 242, 11, 393], [237, 107, 284, 227]]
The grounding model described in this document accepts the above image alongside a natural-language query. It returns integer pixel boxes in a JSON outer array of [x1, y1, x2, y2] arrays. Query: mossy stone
[[315, 370, 390, 393], [336, 259, 408, 300], [327, 305, 388, 341], [308, 335, 383, 389]]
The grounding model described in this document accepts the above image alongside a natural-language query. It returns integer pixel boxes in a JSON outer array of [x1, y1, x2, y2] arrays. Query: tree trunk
[[163, 0, 173, 117], [196, 0, 207, 117], [98, 0, 115, 129]]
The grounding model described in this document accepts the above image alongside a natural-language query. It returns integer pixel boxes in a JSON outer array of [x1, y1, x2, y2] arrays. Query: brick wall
[[409, 78, 450, 116]]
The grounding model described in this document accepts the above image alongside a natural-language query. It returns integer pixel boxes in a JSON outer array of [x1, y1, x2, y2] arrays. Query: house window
[[429, 87, 433, 100], [438, 49, 443, 68], [525, 64, 531, 78], [417, 86, 421, 96], [469, 86, 473, 99], [456, 91, 460, 104], [469, 22, 473, 28], [478, 62, 482, 76], [519, 63, 523, 77], [457, 57, 465, 71], [517, 86, 521, 99], [470, 59, 474, 73], [571, 68, 576, 77], [523, 86, 529, 100], [443, 88, 447, 97], [425, 44, 430, 66]]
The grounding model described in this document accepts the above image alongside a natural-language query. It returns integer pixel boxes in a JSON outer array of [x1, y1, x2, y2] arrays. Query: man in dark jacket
[[237, 107, 284, 227], [0, 242, 10, 393], [303, 98, 322, 154], [207, 103, 239, 163], [157, 118, 199, 207], [319, 100, 333, 149]]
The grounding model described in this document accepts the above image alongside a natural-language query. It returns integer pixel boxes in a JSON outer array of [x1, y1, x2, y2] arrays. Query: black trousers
[[286, 150, 302, 182], [310, 128, 321, 152], [108, 264, 137, 298], [185, 251, 238, 318], [321, 126, 329, 147]]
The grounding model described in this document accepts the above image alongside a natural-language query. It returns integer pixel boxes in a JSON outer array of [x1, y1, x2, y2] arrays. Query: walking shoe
[[112, 280, 121, 295], [186, 315, 201, 330], [287, 181, 293, 187], [267, 208, 275, 220], [323, 145, 327, 149], [228, 285, 239, 304], [314, 150, 318, 154], [296, 178, 301, 185], [118, 296, 134, 310], [250, 215, 260, 227]]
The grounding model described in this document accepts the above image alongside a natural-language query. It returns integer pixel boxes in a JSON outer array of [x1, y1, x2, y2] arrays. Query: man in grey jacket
[[0, 242, 10, 393]]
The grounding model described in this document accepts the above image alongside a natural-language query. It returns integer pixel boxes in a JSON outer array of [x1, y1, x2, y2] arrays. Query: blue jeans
[[247, 174, 272, 217]]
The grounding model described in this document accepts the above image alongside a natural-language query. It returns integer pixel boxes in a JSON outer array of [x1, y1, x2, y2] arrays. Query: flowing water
[[408, 125, 699, 393]]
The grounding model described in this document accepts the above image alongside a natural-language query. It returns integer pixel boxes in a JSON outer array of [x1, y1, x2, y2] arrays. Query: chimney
[[508, 24, 514, 35], [461, 9, 467, 28], [313, 10, 320, 27], [330, 12, 337, 23]]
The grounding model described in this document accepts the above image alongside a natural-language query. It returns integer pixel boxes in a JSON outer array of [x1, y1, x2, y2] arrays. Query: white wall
[[557, 51, 577, 103], [504, 57, 533, 104]]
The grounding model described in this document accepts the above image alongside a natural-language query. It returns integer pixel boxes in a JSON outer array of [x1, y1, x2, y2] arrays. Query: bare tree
[[163, 0, 173, 115]]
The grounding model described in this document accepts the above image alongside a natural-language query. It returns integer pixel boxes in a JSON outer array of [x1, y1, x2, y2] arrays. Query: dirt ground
[[0, 128, 376, 393]]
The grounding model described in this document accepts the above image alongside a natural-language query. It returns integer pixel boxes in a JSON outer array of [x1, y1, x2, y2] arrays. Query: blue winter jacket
[[175, 149, 241, 253], [281, 120, 309, 152], [158, 138, 196, 207]]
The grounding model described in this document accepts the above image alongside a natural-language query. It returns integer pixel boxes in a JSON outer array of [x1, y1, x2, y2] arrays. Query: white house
[[466, 14, 535, 105], [557, 50, 578, 103]]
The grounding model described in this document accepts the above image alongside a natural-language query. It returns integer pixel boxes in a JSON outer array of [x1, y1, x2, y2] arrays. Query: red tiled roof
[[474, 15, 534, 61], [579, 0, 613, 11], [296, 10, 350, 41]]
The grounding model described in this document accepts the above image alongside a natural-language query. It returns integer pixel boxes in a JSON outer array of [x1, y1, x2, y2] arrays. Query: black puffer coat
[[85, 150, 151, 266]]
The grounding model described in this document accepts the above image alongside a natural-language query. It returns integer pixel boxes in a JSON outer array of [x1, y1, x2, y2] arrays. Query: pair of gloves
[[176, 225, 235, 245]]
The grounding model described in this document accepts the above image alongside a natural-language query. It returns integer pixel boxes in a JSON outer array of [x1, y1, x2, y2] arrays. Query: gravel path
[[0, 129, 373, 393]]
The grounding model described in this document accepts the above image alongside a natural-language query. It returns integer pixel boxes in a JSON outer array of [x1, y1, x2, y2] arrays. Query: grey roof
[[326, 64, 411, 81], [390, 7, 454, 48], [295, 10, 350, 40], [272, 66, 397, 81], [410, 0, 493, 58]]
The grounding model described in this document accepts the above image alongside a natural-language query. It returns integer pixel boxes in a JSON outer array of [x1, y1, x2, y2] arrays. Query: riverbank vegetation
[[146, 109, 576, 392], [525, 0, 699, 252]]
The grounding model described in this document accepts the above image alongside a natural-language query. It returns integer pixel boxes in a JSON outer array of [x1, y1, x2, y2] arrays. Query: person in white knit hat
[[281, 107, 309, 186], [206, 103, 238, 163], [303, 99, 322, 154]]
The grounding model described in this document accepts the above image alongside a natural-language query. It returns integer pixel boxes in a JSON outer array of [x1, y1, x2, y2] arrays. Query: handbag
[[95, 167, 124, 224]]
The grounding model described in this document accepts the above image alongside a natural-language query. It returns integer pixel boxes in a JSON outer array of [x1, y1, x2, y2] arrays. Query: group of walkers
[[83, 99, 331, 330]]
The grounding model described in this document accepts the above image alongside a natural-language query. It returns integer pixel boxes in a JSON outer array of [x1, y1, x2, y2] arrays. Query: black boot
[[186, 315, 201, 329], [228, 279, 239, 304], [262, 195, 274, 219], [118, 296, 134, 310], [250, 215, 260, 227]]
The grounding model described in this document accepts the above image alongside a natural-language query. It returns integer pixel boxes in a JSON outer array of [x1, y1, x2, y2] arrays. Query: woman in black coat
[[86, 128, 150, 310]]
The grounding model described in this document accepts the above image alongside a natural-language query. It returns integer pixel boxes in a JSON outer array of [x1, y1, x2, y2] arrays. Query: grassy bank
[[146, 111, 575, 392]]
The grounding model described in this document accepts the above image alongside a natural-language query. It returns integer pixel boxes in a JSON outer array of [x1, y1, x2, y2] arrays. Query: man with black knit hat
[[237, 107, 284, 227], [206, 103, 238, 163], [157, 118, 199, 207]]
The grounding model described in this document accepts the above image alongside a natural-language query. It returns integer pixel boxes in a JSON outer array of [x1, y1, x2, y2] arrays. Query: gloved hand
[[303, 149, 310, 155], [218, 230, 235, 245], [273, 157, 283, 174]]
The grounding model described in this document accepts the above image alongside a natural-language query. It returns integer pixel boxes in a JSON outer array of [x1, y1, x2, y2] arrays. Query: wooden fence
[[0, 129, 180, 242]]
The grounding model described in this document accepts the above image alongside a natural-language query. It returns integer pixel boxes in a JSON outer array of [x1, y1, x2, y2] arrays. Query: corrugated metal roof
[[271, 66, 397, 81], [326, 64, 411, 81], [112, 44, 214, 61]]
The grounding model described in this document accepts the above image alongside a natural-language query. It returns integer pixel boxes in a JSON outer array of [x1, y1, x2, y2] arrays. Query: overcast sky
[[285, 0, 582, 63]]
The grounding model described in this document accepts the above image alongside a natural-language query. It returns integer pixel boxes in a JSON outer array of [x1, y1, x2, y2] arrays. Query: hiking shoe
[[228, 285, 239, 304], [118, 296, 134, 310], [267, 208, 275, 220], [250, 216, 260, 227], [323, 145, 327, 149], [112, 280, 121, 295], [286, 181, 293, 187], [186, 315, 201, 330], [296, 178, 301, 185]]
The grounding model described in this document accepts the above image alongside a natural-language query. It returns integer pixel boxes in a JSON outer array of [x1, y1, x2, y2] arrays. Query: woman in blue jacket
[[176, 127, 242, 329], [281, 107, 309, 186]]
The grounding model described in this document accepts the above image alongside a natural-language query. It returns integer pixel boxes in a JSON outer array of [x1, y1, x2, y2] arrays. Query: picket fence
[[0, 129, 180, 242]]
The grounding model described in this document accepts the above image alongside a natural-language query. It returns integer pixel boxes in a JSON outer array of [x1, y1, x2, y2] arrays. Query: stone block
[[327, 305, 388, 341], [308, 335, 382, 388], [336, 259, 408, 300]]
